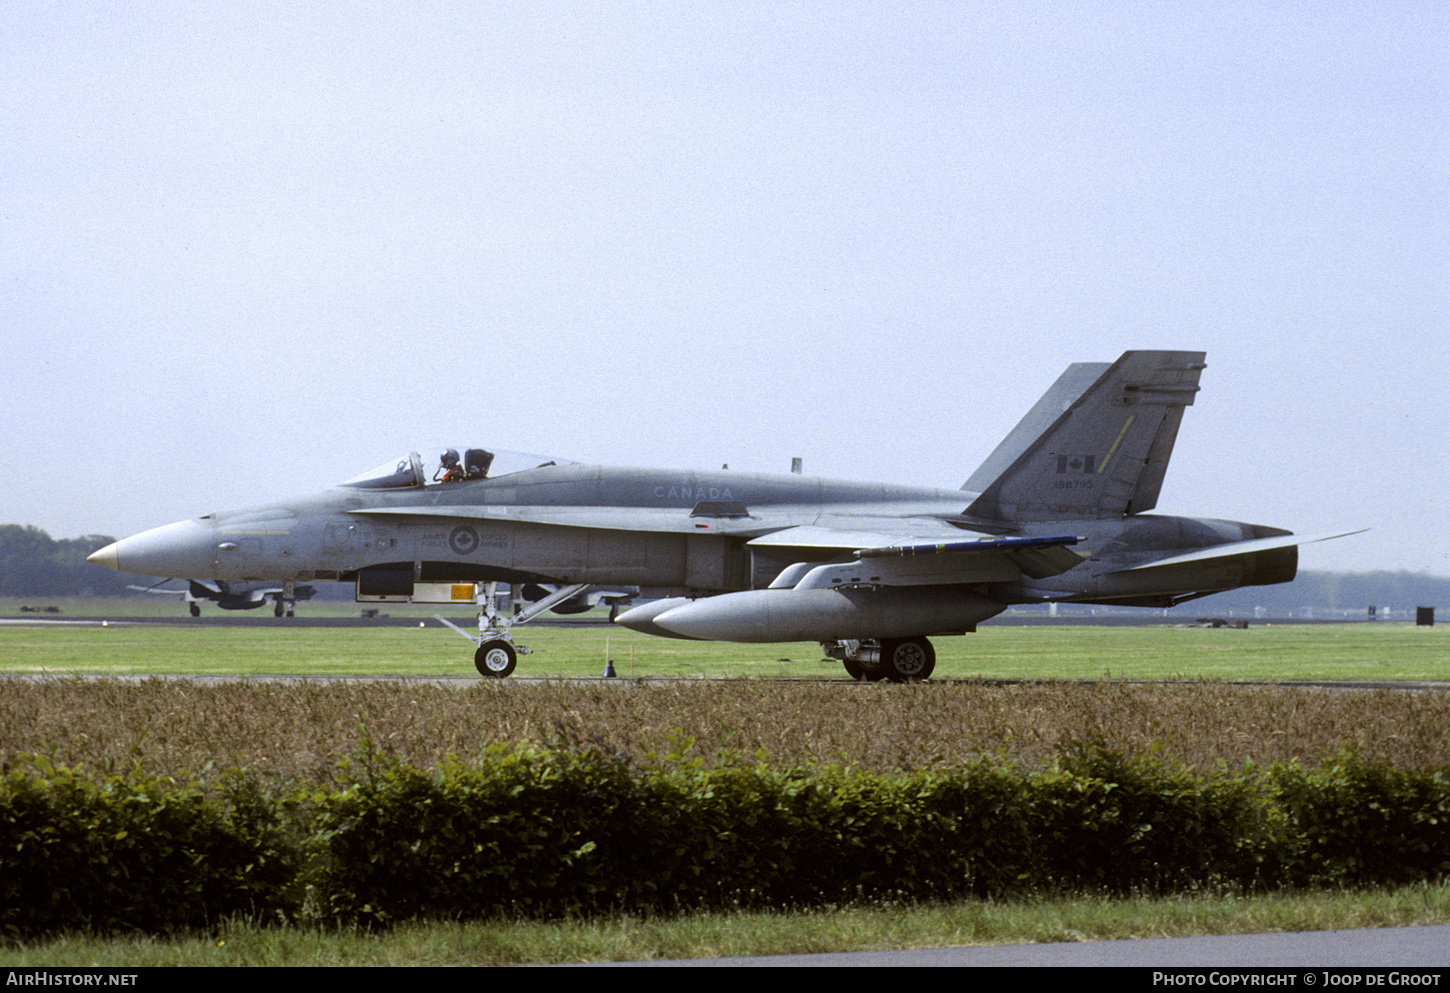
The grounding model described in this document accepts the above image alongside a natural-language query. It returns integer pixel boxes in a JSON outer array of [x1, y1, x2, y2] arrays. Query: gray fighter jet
[[88, 352, 1358, 680]]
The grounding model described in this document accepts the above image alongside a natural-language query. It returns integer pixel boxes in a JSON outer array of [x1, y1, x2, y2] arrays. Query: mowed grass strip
[[1, 617, 1446, 680], [6, 883, 1450, 966]]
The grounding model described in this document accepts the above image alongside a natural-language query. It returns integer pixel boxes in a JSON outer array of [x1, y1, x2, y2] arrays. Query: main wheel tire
[[842, 656, 865, 680], [880, 637, 935, 682], [475, 639, 517, 678]]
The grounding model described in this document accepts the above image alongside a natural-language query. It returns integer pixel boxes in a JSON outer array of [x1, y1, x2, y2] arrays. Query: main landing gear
[[436, 581, 593, 679], [823, 637, 937, 682]]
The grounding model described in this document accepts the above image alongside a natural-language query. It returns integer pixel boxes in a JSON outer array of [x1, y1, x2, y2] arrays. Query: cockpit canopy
[[339, 448, 571, 490]]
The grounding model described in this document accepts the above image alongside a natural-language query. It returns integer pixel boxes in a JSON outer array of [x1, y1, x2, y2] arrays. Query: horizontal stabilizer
[[1112, 529, 1368, 573]]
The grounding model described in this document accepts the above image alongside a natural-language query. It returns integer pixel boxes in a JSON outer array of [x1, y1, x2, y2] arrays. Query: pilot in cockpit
[[435, 449, 465, 483]]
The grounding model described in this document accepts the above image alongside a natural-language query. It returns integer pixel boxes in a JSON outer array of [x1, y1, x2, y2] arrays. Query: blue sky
[[4, 1, 1445, 574]]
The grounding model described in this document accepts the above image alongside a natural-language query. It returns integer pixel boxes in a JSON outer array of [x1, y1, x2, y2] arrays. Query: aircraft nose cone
[[86, 519, 216, 577], [87, 543, 120, 571]]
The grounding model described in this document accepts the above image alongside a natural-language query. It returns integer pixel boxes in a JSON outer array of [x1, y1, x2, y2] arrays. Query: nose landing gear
[[435, 581, 593, 678]]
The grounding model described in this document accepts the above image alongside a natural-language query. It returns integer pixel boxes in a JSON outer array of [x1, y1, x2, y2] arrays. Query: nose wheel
[[475, 639, 518, 678]]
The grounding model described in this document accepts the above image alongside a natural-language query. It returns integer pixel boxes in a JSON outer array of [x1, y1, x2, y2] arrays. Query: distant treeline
[[1202, 570, 1449, 618], [0, 526, 136, 598], [0, 524, 1445, 614]]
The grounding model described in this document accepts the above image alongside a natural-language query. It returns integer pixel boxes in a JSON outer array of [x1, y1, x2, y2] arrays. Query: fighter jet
[[129, 579, 317, 617], [87, 352, 1358, 680]]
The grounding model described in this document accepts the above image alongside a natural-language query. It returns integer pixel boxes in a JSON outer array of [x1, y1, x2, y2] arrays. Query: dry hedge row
[[3, 678, 1449, 780]]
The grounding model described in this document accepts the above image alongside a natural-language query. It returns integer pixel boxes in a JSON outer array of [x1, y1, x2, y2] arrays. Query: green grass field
[[1, 609, 1445, 681]]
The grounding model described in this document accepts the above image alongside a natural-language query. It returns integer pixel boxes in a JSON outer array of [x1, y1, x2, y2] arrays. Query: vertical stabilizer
[[965, 350, 1206, 522], [962, 362, 1111, 493]]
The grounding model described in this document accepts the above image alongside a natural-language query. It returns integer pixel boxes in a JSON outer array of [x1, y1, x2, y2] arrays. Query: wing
[[627, 523, 1085, 643], [749, 521, 1086, 587]]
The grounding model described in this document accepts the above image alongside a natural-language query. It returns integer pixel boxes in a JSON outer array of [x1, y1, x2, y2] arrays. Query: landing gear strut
[[824, 637, 936, 682], [436, 581, 593, 679], [275, 580, 297, 618]]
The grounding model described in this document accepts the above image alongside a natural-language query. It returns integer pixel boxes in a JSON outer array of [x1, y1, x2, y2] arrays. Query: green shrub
[[1022, 742, 1280, 895], [0, 756, 299, 938], [310, 736, 656, 924], [1271, 748, 1450, 888]]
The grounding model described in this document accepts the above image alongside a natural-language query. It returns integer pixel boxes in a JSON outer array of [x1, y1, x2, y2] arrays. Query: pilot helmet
[[440, 449, 460, 468]]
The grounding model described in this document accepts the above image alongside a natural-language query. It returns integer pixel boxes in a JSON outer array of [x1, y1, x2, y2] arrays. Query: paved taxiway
[[593, 925, 1450, 967]]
